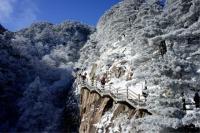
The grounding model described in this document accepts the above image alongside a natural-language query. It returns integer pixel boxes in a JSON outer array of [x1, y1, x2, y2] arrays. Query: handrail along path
[[77, 77, 148, 109]]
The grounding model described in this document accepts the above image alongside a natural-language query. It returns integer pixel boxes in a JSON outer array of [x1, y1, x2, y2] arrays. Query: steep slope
[[0, 21, 94, 132], [77, 0, 200, 132]]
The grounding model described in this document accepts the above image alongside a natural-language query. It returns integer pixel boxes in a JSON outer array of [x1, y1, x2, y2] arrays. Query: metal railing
[[77, 77, 145, 107], [77, 76, 199, 111], [183, 102, 200, 111]]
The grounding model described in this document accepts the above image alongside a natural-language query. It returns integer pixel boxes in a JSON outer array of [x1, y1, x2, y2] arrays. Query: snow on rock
[[79, 88, 150, 133], [197, 69, 200, 73], [182, 109, 200, 126]]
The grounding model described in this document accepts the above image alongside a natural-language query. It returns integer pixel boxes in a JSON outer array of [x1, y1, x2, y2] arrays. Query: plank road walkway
[[77, 78, 147, 109]]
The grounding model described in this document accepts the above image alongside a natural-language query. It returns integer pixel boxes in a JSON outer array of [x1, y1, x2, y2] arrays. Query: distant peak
[[30, 22, 54, 28]]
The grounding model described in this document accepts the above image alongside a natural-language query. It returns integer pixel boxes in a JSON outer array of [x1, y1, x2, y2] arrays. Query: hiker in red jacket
[[100, 75, 106, 88]]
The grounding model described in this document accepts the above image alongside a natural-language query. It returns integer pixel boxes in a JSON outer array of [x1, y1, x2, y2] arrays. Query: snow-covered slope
[[0, 21, 94, 132], [77, 0, 200, 132]]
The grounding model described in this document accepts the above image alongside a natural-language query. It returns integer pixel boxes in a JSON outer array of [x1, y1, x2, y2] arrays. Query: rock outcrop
[[79, 87, 151, 133]]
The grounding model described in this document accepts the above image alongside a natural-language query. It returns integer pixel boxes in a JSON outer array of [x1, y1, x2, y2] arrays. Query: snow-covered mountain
[[1, 0, 200, 132], [0, 21, 94, 132], [77, 0, 200, 132]]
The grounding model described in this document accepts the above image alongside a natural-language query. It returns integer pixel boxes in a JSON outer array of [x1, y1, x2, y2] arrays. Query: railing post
[[127, 87, 129, 99], [95, 80, 97, 89], [91, 79, 94, 87], [117, 88, 119, 97], [138, 94, 140, 107]]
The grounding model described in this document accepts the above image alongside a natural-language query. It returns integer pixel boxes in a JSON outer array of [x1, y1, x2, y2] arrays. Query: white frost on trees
[[77, 0, 200, 132]]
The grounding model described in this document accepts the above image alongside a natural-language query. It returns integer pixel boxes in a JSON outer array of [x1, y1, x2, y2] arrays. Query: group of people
[[79, 71, 107, 88], [78, 70, 200, 112], [79, 69, 149, 100]]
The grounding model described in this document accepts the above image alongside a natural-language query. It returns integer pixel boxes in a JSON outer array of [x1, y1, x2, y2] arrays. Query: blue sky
[[0, 0, 119, 31]]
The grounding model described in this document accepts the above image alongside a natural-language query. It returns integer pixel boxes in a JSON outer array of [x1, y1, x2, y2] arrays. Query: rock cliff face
[[79, 87, 151, 133]]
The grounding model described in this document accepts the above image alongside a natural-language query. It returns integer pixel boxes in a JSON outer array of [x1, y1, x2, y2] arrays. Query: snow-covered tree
[[77, 0, 200, 132], [0, 21, 93, 132]]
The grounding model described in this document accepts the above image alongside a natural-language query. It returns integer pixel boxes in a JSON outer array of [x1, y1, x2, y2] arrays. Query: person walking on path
[[159, 40, 167, 58], [100, 74, 106, 89], [142, 86, 148, 102], [181, 92, 186, 111], [194, 92, 200, 108], [81, 72, 87, 84]]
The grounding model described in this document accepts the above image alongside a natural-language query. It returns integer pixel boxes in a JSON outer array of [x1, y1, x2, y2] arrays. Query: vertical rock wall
[[79, 88, 151, 133]]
